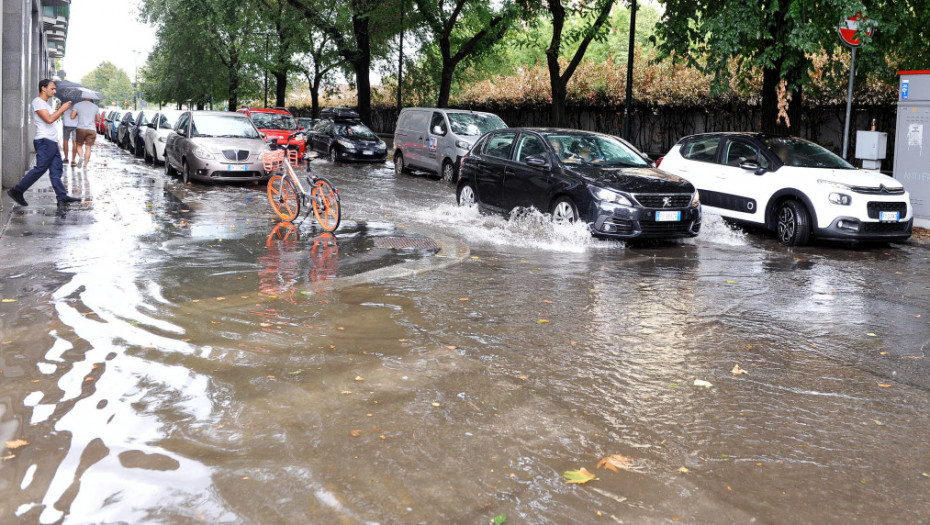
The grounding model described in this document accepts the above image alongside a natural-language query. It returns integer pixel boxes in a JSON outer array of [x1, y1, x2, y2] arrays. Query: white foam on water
[[686, 214, 749, 246], [410, 203, 624, 253]]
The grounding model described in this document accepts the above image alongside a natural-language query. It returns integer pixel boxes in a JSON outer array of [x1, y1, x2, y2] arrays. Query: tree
[[654, 0, 872, 134], [299, 32, 340, 117], [413, 0, 518, 107], [542, 0, 616, 127], [81, 62, 132, 106], [286, 0, 400, 125]]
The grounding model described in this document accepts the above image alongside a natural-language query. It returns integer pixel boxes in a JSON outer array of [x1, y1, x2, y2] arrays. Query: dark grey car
[[163, 111, 271, 184]]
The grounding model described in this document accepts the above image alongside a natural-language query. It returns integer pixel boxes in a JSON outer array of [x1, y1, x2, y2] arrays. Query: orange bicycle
[[265, 133, 341, 231]]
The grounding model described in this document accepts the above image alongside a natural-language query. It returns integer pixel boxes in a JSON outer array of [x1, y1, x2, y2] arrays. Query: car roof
[[248, 107, 293, 115], [189, 111, 251, 118], [677, 132, 796, 142]]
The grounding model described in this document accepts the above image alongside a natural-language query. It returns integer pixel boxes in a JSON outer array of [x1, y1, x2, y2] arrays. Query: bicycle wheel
[[268, 175, 301, 221], [310, 177, 341, 232]]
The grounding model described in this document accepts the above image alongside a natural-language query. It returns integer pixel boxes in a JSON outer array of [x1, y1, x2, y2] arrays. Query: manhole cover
[[374, 237, 439, 250]]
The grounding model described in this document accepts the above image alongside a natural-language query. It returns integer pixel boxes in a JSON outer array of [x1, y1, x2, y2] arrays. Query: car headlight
[[829, 192, 852, 205], [590, 186, 633, 206], [337, 139, 356, 150], [690, 190, 700, 208], [192, 146, 214, 160], [455, 139, 470, 149], [818, 179, 852, 190], [378, 140, 386, 150]]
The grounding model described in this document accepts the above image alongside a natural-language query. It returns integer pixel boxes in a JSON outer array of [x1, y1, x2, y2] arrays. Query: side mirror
[[739, 160, 766, 175], [525, 154, 549, 168], [259, 132, 266, 140], [146, 123, 155, 128]]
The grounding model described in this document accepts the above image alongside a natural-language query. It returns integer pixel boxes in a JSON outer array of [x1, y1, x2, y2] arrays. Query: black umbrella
[[55, 80, 103, 104]]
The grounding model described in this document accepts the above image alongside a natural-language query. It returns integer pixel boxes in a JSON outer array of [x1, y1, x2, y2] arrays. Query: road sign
[[838, 13, 872, 48]]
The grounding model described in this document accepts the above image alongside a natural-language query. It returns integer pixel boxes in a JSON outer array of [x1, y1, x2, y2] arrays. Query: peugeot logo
[[662, 196, 672, 207]]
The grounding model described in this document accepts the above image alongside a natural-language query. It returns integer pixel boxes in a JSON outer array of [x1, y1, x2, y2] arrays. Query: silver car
[[164, 111, 271, 184]]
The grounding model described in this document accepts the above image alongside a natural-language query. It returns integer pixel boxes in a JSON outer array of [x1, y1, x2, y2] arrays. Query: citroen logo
[[662, 196, 672, 207], [879, 184, 888, 193]]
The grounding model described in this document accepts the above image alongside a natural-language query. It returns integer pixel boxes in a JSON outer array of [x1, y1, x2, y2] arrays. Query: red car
[[237, 107, 306, 158], [97, 108, 108, 134]]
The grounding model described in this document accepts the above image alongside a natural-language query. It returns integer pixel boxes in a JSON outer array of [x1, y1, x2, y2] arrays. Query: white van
[[393, 108, 506, 181]]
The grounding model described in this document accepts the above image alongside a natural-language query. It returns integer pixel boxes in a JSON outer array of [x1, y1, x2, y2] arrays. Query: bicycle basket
[[262, 150, 285, 172]]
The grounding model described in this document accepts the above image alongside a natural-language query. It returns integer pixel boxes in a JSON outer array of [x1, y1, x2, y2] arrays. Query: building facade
[[2, 0, 70, 191]]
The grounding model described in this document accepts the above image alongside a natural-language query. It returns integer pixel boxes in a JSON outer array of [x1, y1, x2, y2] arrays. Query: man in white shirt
[[71, 98, 99, 169], [7, 79, 82, 207], [62, 98, 79, 166]]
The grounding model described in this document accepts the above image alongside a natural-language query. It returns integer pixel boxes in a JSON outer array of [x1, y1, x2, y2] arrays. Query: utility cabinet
[[894, 71, 930, 227]]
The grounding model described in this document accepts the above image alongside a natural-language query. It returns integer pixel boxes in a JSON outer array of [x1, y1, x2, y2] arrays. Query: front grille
[[209, 171, 263, 179], [867, 201, 907, 219], [852, 185, 905, 195], [633, 193, 692, 208], [640, 221, 694, 235], [860, 222, 911, 233], [222, 149, 250, 162]]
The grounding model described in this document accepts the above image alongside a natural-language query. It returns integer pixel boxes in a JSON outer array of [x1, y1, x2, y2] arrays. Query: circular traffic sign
[[837, 13, 873, 47]]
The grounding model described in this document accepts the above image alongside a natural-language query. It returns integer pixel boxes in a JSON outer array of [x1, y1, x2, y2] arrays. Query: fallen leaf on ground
[[446, 345, 457, 350], [5, 439, 28, 449], [726, 280, 737, 284], [350, 429, 361, 437], [678, 467, 690, 473], [458, 297, 469, 301], [597, 454, 633, 472], [901, 356, 923, 359], [563, 468, 596, 484], [693, 379, 713, 388], [878, 383, 892, 388], [1, 299, 17, 303], [866, 332, 877, 337], [731, 364, 748, 375], [537, 319, 550, 324], [354, 376, 364, 381]]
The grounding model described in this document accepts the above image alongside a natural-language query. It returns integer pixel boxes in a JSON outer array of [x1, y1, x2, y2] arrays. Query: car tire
[[144, 145, 152, 163], [776, 200, 810, 246], [182, 160, 192, 185], [329, 147, 338, 163], [441, 160, 455, 182], [551, 197, 579, 224], [457, 182, 477, 207], [165, 155, 177, 176], [394, 153, 407, 176]]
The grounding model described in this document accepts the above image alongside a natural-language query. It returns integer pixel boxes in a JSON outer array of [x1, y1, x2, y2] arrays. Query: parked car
[[237, 107, 306, 158], [97, 109, 108, 134], [657, 132, 913, 245], [296, 117, 318, 131], [456, 128, 702, 240], [395, 107, 507, 181], [105, 111, 122, 142], [164, 110, 271, 184], [306, 109, 387, 163], [129, 110, 152, 157], [143, 110, 183, 164], [116, 111, 135, 149]]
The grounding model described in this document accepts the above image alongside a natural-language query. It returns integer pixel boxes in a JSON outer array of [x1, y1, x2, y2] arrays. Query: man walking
[[71, 97, 98, 169], [7, 79, 82, 207], [61, 94, 79, 166]]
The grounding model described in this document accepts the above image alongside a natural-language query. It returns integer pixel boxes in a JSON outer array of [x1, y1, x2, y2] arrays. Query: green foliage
[[81, 62, 133, 107]]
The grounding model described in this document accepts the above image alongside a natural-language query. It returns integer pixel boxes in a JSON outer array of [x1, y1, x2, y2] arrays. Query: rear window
[[484, 132, 516, 160], [681, 136, 720, 163]]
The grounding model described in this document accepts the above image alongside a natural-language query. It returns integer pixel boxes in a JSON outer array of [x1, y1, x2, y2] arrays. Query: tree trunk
[[273, 71, 287, 107], [351, 13, 373, 125], [437, 36, 454, 108], [761, 66, 780, 134], [310, 75, 321, 118]]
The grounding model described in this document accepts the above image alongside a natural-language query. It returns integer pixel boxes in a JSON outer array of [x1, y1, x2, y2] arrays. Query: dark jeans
[[14, 138, 68, 200]]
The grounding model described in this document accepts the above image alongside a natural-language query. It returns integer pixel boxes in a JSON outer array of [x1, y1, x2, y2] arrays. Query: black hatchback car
[[456, 129, 702, 240], [305, 108, 387, 163]]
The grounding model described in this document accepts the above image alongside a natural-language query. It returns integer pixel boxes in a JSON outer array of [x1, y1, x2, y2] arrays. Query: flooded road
[[2, 141, 929, 523]]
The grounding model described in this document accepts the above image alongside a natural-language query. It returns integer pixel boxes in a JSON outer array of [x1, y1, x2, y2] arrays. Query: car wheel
[[441, 160, 455, 182], [457, 182, 477, 207], [182, 161, 192, 184], [394, 153, 407, 176], [144, 145, 152, 163], [329, 147, 338, 163], [776, 200, 810, 246], [551, 197, 579, 224], [165, 155, 177, 176]]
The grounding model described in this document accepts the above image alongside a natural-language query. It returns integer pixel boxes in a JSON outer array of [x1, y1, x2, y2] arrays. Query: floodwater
[[2, 141, 929, 524]]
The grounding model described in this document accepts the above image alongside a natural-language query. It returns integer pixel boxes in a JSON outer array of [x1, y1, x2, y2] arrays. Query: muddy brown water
[[2, 142, 929, 523]]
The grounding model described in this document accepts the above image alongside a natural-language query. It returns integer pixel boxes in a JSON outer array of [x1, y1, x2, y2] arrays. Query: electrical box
[[855, 130, 887, 169], [894, 71, 930, 228]]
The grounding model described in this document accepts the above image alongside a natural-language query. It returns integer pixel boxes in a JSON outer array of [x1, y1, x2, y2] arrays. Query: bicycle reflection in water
[[257, 221, 340, 303]]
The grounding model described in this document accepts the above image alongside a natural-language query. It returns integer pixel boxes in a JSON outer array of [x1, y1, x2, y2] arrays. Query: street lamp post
[[623, 0, 637, 141]]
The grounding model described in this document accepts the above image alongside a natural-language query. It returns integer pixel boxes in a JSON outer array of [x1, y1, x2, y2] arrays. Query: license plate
[[879, 211, 900, 222], [226, 164, 248, 172], [362, 150, 373, 155], [656, 211, 681, 222]]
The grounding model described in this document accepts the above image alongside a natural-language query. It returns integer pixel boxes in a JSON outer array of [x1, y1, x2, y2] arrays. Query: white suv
[[658, 133, 913, 245]]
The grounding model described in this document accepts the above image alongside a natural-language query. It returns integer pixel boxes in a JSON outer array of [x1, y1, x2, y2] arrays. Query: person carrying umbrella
[[6, 79, 82, 207], [71, 96, 99, 169]]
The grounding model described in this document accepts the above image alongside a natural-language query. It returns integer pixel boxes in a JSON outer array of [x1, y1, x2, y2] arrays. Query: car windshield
[[447, 113, 506, 136], [546, 133, 650, 168], [250, 112, 298, 130], [190, 115, 260, 138], [763, 137, 854, 169], [334, 122, 377, 139], [160, 113, 180, 128]]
